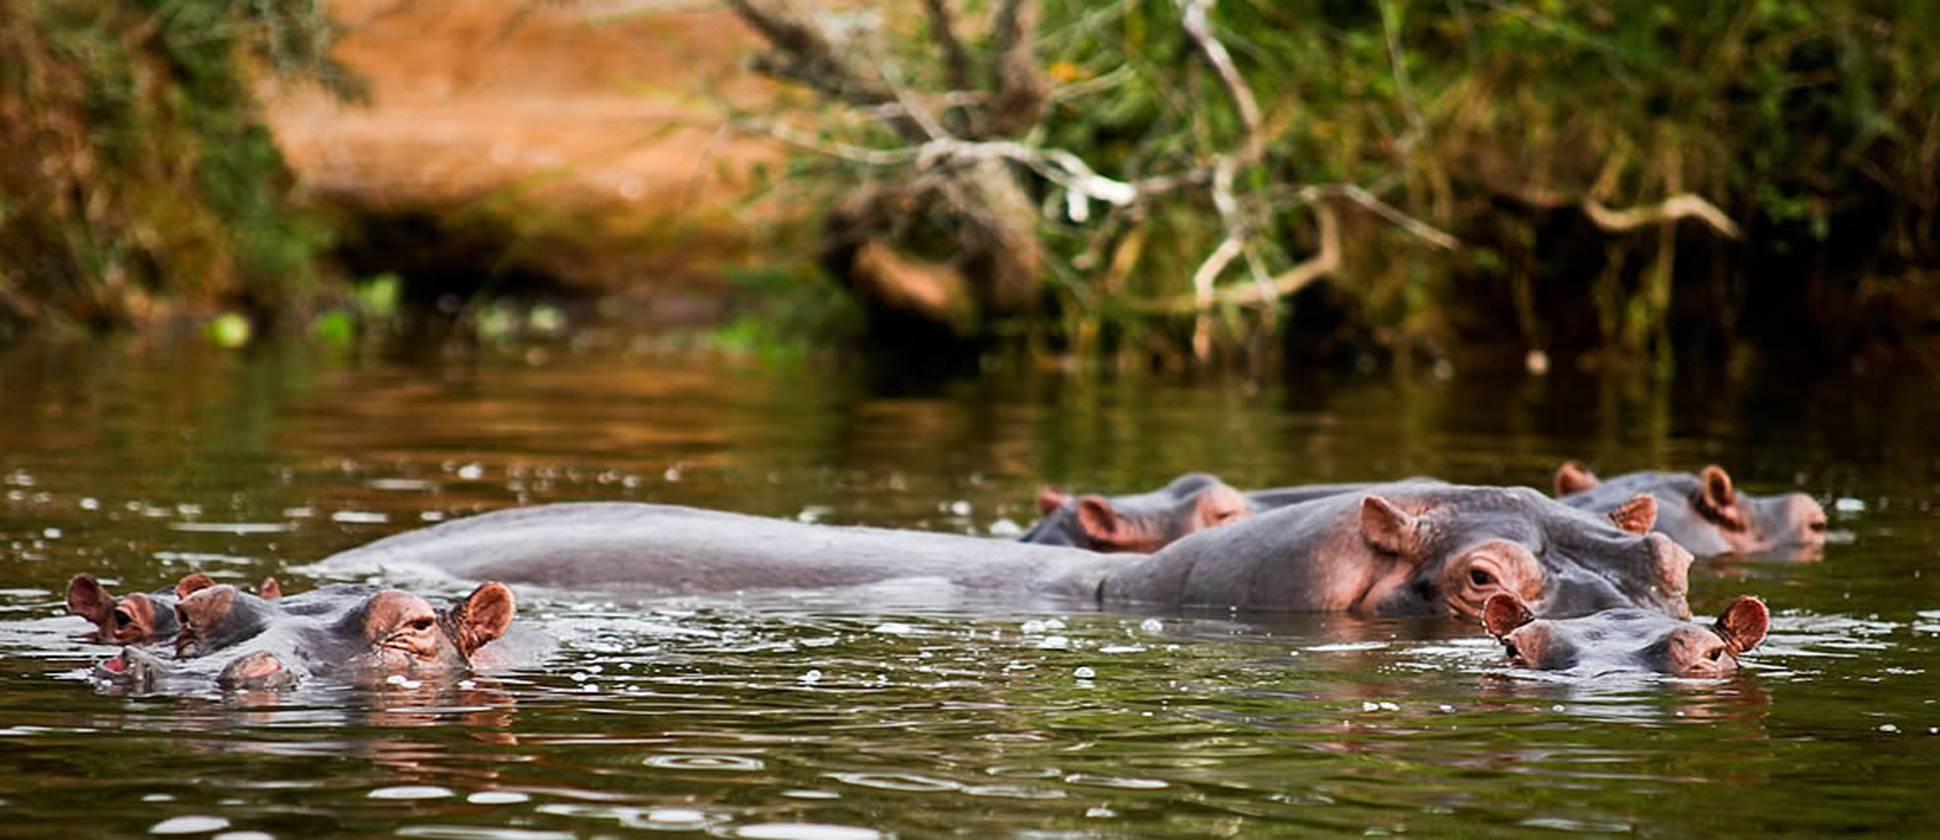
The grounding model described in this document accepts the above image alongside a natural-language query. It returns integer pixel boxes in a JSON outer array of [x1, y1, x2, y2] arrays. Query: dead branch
[[1179, 0, 1263, 166], [922, 0, 975, 94], [1147, 202, 1343, 313], [984, 0, 1049, 137], [1582, 194, 1743, 239]]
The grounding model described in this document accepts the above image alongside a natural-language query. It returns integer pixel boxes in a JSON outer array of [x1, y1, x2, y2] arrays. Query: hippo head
[[174, 584, 281, 657], [1557, 462, 1829, 555], [1030, 473, 1251, 553], [1483, 592, 1770, 677], [338, 582, 517, 677], [1360, 486, 1693, 620], [64, 573, 231, 644]]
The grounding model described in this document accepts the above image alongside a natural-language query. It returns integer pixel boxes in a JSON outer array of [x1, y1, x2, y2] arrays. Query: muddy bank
[[265, 0, 781, 300]]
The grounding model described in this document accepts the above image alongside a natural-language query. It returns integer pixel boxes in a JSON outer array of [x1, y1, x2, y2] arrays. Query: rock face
[[264, 0, 777, 296]]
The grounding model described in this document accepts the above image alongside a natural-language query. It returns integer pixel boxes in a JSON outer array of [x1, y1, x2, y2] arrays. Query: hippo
[[1553, 462, 1828, 557], [1022, 472, 1251, 552], [1482, 591, 1769, 677], [94, 581, 517, 692], [1021, 475, 1446, 553], [65, 573, 280, 644], [315, 486, 1691, 620]]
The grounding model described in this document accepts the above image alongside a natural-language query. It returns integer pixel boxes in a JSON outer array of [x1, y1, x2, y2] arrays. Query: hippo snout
[[1788, 494, 1829, 545], [1646, 533, 1694, 619]]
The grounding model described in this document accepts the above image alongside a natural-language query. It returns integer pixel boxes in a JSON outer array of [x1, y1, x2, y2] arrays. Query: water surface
[[1, 340, 1936, 837]]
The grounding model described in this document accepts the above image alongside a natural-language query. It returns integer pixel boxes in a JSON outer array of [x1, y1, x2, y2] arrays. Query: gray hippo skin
[[1554, 461, 1828, 557], [1023, 472, 1250, 552], [316, 487, 1692, 621], [65, 573, 280, 645], [94, 581, 516, 692], [1482, 591, 1769, 677], [1022, 475, 1446, 553]]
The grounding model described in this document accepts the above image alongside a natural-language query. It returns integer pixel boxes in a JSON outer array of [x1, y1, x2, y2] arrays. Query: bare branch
[[1147, 203, 1343, 313], [737, 118, 919, 165], [916, 138, 1139, 205], [1307, 183, 1459, 250], [725, 0, 937, 140], [1582, 194, 1744, 239], [922, 0, 975, 93], [1178, 0, 1264, 165], [984, 0, 1049, 136]]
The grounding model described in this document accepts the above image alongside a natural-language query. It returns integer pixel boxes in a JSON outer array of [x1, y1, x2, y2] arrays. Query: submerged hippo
[[316, 486, 1692, 620], [94, 581, 517, 692], [66, 573, 280, 644], [1020, 475, 1447, 552], [1553, 462, 1827, 557], [1022, 472, 1251, 552], [1482, 591, 1769, 677]]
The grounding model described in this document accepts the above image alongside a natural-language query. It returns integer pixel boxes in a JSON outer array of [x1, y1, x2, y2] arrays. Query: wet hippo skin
[[1021, 476, 1447, 554], [65, 573, 278, 644], [1022, 472, 1250, 552], [1553, 462, 1828, 557], [1483, 591, 1769, 677], [95, 581, 517, 691], [318, 487, 1693, 620]]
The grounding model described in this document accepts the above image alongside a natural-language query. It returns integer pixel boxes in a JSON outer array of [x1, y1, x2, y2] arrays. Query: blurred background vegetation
[[1, 0, 1935, 376]]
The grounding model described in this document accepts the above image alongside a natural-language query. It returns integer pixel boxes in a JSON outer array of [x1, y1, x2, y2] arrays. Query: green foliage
[[0, 0, 352, 334], [757, 0, 1940, 365]]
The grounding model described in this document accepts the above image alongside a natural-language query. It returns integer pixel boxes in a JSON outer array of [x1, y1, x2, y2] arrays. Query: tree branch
[[984, 0, 1049, 137], [1582, 194, 1743, 239], [1147, 202, 1343, 313], [922, 0, 974, 94]]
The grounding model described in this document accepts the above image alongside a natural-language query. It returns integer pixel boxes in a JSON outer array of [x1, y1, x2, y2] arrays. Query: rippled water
[[1, 339, 1937, 837]]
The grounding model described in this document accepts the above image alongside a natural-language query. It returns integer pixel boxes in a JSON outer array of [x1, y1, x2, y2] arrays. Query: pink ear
[[1715, 595, 1769, 654], [175, 573, 216, 598], [453, 582, 516, 656], [1037, 487, 1071, 516], [1554, 460, 1599, 496], [1358, 495, 1418, 556], [1607, 494, 1658, 535], [1076, 495, 1129, 544], [1701, 465, 1737, 507], [65, 575, 114, 626], [258, 577, 281, 600], [1482, 592, 1535, 638]]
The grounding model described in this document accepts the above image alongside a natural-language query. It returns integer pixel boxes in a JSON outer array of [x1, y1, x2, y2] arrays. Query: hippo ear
[[1554, 460, 1600, 496], [1700, 465, 1737, 507], [175, 573, 216, 599], [1037, 486, 1071, 516], [1714, 595, 1769, 655], [66, 575, 115, 626], [1607, 494, 1658, 535], [451, 582, 516, 656], [1482, 593, 1535, 638], [258, 577, 281, 600], [1076, 495, 1135, 548], [1358, 495, 1419, 557], [176, 586, 237, 632]]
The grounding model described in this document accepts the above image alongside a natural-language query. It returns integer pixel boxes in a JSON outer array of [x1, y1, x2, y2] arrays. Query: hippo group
[[71, 571, 516, 692], [54, 460, 1817, 690]]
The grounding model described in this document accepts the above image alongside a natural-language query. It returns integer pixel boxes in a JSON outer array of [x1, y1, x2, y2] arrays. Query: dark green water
[[1, 339, 1937, 837]]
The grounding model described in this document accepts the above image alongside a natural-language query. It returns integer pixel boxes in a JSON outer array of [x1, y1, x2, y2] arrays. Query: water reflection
[[1, 341, 1939, 835]]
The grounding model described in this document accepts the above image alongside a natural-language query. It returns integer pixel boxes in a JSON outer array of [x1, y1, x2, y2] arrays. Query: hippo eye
[[409, 617, 435, 632], [1808, 520, 1827, 533], [1707, 647, 1724, 661], [1469, 569, 1495, 587], [1502, 642, 1521, 661], [112, 610, 133, 627]]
